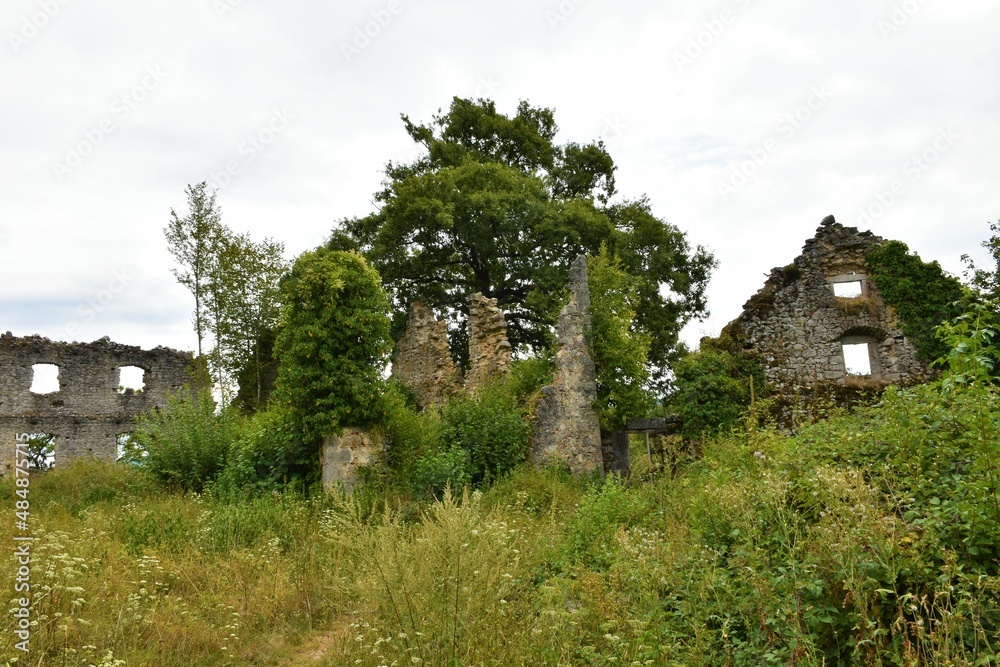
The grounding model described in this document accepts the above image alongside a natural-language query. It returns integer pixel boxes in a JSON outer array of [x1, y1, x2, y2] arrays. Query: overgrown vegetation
[[670, 341, 768, 440], [866, 239, 967, 363], [4, 304, 998, 665]]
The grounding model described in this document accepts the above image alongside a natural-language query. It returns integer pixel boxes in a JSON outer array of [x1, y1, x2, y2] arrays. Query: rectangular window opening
[[833, 281, 863, 298], [118, 366, 146, 393], [843, 343, 872, 376], [30, 364, 60, 394]]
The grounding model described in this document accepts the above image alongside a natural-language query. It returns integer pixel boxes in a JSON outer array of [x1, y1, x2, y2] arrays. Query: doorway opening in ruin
[[23, 433, 56, 471], [833, 281, 863, 298], [29, 364, 61, 394], [842, 342, 873, 376], [117, 366, 146, 393]]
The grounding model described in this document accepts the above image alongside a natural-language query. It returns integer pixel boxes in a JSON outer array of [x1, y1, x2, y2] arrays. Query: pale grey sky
[[2, 0, 998, 354]]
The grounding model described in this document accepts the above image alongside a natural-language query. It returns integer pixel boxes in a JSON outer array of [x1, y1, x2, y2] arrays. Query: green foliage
[[340, 97, 714, 387], [588, 247, 655, 430], [411, 447, 473, 500], [381, 379, 531, 497], [566, 478, 650, 570], [380, 381, 443, 484], [866, 239, 966, 363], [962, 219, 1000, 302], [273, 248, 392, 443], [505, 354, 553, 405], [131, 389, 241, 492], [439, 384, 530, 486], [672, 347, 768, 440], [23, 433, 55, 471], [216, 404, 315, 494]]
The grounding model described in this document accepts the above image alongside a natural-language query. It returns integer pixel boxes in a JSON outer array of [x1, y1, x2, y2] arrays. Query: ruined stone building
[[390, 259, 605, 476], [724, 216, 928, 405], [0, 334, 193, 473]]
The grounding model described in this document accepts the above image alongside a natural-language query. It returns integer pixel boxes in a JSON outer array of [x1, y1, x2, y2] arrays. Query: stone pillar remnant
[[465, 293, 512, 393], [530, 255, 604, 474], [391, 302, 463, 409]]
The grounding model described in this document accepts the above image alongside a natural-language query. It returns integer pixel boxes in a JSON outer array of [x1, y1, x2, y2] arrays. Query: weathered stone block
[[466, 293, 512, 393], [320, 427, 384, 494], [391, 302, 464, 410]]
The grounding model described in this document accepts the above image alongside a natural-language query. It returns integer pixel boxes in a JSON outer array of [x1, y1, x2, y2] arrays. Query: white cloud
[[1, 0, 998, 356]]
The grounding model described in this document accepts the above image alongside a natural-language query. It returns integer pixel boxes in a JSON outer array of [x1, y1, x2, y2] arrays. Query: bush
[[671, 347, 767, 440], [380, 381, 442, 484], [566, 477, 650, 570], [131, 389, 242, 492], [273, 248, 393, 442], [439, 385, 530, 486], [411, 447, 472, 499], [216, 405, 316, 494]]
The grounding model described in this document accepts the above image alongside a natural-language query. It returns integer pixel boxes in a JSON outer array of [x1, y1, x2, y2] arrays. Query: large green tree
[[336, 98, 715, 389]]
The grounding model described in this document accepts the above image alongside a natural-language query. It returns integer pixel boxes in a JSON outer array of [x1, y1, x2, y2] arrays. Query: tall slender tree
[[164, 182, 224, 359]]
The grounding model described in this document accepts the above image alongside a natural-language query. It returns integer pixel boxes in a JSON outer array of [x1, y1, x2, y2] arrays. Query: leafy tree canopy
[[336, 98, 715, 389]]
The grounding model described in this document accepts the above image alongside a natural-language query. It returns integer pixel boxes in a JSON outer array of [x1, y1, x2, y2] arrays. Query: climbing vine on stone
[[866, 240, 966, 364]]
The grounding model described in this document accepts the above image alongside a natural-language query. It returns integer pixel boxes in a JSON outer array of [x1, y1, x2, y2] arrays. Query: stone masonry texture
[[465, 293, 513, 394], [725, 216, 927, 396], [0, 334, 194, 473], [531, 255, 604, 474], [391, 301, 464, 409], [320, 427, 382, 495]]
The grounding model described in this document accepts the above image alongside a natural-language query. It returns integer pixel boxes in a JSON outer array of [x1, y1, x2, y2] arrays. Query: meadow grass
[[2, 390, 999, 666]]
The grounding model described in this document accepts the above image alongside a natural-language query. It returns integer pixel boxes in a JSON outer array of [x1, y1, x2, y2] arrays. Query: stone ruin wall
[[0, 334, 194, 472], [391, 302, 464, 409], [390, 258, 604, 476], [530, 255, 604, 474], [727, 216, 928, 395], [466, 293, 513, 393]]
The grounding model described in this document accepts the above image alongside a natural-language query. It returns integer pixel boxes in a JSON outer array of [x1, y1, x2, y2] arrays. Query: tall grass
[[2, 376, 999, 665]]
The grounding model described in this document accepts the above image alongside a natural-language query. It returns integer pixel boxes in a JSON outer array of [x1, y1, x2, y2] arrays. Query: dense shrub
[[380, 381, 442, 483], [671, 347, 768, 439], [131, 389, 242, 492], [216, 404, 315, 494], [438, 384, 530, 486], [273, 248, 392, 442]]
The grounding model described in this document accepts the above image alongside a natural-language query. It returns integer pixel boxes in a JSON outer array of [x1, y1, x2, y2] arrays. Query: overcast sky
[[2, 0, 998, 356]]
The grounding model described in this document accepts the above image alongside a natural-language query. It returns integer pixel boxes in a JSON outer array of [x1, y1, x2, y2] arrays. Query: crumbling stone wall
[[320, 427, 382, 494], [0, 334, 194, 473], [726, 216, 927, 397], [466, 293, 513, 394], [531, 255, 604, 474], [391, 302, 463, 409]]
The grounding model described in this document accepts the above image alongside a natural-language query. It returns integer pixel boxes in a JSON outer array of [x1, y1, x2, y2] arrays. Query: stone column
[[530, 255, 604, 474]]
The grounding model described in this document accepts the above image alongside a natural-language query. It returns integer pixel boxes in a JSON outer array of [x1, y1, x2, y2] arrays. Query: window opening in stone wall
[[117, 432, 145, 464], [24, 433, 55, 471], [30, 364, 60, 394], [842, 343, 872, 376], [118, 366, 145, 393], [833, 281, 863, 298]]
